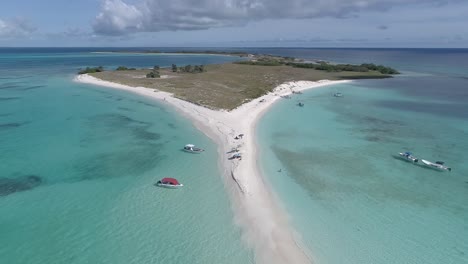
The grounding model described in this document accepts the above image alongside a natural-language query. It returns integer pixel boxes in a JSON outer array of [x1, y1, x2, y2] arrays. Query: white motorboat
[[421, 159, 451, 171], [156, 178, 184, 188], [183, 144, 204, 153], [398, 152, 418, 163], [334, 92, 343, 97]]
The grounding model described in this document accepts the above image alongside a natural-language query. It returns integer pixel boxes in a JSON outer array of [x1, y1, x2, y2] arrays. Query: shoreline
[[74, 74, 350, 264]]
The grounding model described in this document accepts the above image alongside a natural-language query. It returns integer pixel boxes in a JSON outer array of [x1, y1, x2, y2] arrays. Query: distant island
[[109, 50, 251, 57], [79, 52, 399, 110]]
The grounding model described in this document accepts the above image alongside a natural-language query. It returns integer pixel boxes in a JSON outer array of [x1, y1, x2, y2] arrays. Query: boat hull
[[398, 153, 418, 162], [421, 159, 451, 171], [182, 149, 204, 154], [157, 183, 184, 189]]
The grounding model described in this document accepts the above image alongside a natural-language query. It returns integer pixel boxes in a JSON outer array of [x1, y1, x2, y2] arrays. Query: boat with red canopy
[[156, 178, 184, 189]]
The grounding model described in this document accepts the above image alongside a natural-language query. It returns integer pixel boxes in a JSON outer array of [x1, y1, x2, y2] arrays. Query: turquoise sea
[[2, 48, 467, 264], [0, 49, 254, 263], [257, 49, 468, 263]]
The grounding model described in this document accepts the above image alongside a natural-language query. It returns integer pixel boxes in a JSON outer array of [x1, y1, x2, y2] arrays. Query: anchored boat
[[156, 178, 183, 188], [398, 152, 418, 163], [183, 144, 204, 153], [421, 159, 451, 171]]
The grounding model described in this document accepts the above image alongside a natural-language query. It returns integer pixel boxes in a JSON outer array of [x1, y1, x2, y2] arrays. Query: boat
[[398, 152, 418, 163], [297, 102, 304, 107], [334, 92, 343, 97], [183, 144, 204, 153], [421, 159, 452, 171], [156, 178, 184, 188]]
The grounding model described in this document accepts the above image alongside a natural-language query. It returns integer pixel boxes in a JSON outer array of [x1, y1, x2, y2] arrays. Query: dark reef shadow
[[0, 175, 43, 197]]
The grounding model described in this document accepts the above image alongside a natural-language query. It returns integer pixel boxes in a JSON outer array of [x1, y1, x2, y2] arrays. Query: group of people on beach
[[234, 133, 244, 140], [228, 134, 245, 160]]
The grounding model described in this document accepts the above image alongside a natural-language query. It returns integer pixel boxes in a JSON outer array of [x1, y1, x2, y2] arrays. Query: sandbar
[[74, 74, 350, 264]]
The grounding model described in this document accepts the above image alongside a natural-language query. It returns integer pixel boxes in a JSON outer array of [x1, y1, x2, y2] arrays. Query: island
[[75, 53, 399, 264], [79, 53, 397, 110]]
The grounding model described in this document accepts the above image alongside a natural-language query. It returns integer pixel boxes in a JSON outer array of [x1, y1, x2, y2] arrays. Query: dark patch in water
[[347, 115, 404, 143], [0, 85, 19, 89], [167, 123, 176, 129], [0, 97, 20, 101], [0, 122, 28, 130], [90, 113, 150, 126], [117, 107, 134, 112], [377, 100, 468, 119], [364, 136, 382, 142], [86, 113, 160, 143], [360, 116, 404, 126], [271, 146, 465, 213], [132, 127, 161, 140], [21, 85, 46, 91], [75, 144, 164, 180], [0, 175, 42, 196], [0, 113, 12, 117], [137, 100, 157, 108]]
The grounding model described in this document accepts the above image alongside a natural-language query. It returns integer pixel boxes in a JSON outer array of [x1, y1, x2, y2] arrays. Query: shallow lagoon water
[[0, 50, 253, 264], [258, 54, 468, 263]]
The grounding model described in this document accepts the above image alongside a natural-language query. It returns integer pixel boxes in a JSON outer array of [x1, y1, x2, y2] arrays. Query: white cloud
[[92, 0, 464, 35], [93, 0, 144, 35], [0, 17, 36, 38]]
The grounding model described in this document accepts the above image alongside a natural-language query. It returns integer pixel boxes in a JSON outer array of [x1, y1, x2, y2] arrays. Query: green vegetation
[[360, 63, 400, 74], [146, 65, 160, 78], [171, 64, 206, 73], [146, 72, 160, 78], [116, 66, 136, 71], [235, 57, 399, 75], [287, 62, 399, 74], [234, 54, 297, 66], [78, 66, 104, 74]]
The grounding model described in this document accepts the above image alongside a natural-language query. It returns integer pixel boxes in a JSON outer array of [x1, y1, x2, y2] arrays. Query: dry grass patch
[[91, 63, 389, 110]]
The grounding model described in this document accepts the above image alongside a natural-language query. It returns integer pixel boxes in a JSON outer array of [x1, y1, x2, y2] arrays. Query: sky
[[0, 0, 467, 47]]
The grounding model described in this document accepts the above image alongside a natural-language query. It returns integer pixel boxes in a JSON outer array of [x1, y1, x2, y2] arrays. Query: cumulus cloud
[[93, 0, 144, 35], [93, 0, 462, 35], [0, 17, 36, 38]]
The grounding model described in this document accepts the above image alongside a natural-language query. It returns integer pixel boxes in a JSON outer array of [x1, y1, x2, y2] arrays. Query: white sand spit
[[74, 74, 350, 264]]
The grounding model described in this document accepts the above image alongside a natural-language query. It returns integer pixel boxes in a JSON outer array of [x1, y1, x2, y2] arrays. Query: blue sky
[[0, 0, 467, 47]]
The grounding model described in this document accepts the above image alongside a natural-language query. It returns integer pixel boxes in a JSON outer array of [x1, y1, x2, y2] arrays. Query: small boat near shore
[[183, 144, 204, 153], [297, 102, 304, 107], [421, 159, 451, 171], [398, 152, 418, 163], [156, 178, 184, 188], [334, 92, 343, 97]]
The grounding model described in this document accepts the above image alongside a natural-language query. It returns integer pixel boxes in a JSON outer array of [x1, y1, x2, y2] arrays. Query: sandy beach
[[74, 74, 350, 264]]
